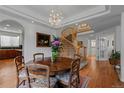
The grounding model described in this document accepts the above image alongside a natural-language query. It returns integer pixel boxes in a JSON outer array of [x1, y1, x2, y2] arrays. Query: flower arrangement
[[51, 35, 62, 62]]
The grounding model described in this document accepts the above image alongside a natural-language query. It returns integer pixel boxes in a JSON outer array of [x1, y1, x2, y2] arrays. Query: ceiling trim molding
[[0, 6, 51, 27], [0, 28, 22, 34], [77, 30, 94, 36], [0, 5, 111, 29], [62, 6, 111, 26]]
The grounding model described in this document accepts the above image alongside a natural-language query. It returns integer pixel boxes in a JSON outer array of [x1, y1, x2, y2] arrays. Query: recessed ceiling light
[[4, 27, 7, 29], [31, 21, 34, 23], [6, 24, 10, 27], [75, 23, 78, 26]]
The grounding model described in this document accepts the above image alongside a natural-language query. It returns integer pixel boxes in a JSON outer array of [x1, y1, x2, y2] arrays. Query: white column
[[115, 26, 121, 51], [120, 12, 124, 82], [87, 40, 90, 56]]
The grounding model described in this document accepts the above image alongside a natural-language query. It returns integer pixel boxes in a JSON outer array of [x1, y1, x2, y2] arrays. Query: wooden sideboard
[[0, 49, 22, 59]]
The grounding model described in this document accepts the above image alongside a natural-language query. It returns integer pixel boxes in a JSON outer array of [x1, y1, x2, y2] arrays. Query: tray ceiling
[[0, 5, 110, 29]]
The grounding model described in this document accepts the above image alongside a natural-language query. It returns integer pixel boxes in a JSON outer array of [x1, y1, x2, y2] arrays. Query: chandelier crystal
[[49, 9, 63, 26]]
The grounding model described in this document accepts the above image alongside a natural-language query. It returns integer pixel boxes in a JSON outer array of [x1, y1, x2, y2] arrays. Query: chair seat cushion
[[79, 76, 90, 88], [80, 61, 88, 70], [18, 80, 30, 88], [30, 77, 57, 88], [19, 69, 27, 78], [56, 72, 70, 85]]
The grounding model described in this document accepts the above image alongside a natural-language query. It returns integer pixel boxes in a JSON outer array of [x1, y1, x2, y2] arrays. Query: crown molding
[[0, 6, 51, 27], [77, 30, 94, 36], [0, 5, 111, 29], [0, 28, 22, 34], [62, 6, 111, 26]]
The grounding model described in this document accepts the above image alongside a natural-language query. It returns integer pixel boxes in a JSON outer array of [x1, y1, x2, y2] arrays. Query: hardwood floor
[[80, 56, 124, 88], [0, 59, 16, 88], [0, 57, 124, 88]]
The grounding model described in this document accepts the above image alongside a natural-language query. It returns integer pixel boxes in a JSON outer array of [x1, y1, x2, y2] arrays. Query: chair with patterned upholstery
[[74, 54, 81, 59], [27, 64, 57, 88], [74, 54, 82, 83], [14, 56, 30, 88], [33, 53, 44, 62], [56, 58, 80, 88], [74, 53, 88, 69], [74, 54, 85, 67]]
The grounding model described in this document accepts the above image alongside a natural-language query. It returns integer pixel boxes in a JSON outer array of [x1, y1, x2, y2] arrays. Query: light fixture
[[75, 23, 92, 33], [31, 21, 34, 23], [75, 22, 93, 35], [4, 27, 7, 29], [75, 23, 78, 26], [6, 24, 10, 27], [49, 9, 63, 26], [78, 23, 90, 30]]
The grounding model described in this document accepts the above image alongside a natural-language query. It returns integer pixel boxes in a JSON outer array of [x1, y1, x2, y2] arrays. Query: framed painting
[[36, 32, 51, 47]]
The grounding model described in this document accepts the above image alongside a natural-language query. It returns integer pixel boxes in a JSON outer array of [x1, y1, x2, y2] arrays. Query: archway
[[0, 19, 24, 59]]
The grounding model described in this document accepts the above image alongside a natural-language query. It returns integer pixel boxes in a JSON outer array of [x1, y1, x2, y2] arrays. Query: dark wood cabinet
[[0, 50, 22, 59]]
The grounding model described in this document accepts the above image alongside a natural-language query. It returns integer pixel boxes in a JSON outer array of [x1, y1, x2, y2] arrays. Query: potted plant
[[109, 50, 120, 65]]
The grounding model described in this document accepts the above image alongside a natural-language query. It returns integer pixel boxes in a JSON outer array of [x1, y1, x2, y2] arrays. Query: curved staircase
[[59, 27, 77, 58], [59, 24, 91, 69]]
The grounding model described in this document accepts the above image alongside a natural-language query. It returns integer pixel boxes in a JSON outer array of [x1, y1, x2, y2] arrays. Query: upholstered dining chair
[[74, 54, 82, 83], [33, 53, 44, 62], [73, 54, 88, 82], [27, 64, 57, 88], [56, 58, 80, 88], [74, 53, 88, 70], [74, 54, 82, 59], [14, 56, 30, 88]]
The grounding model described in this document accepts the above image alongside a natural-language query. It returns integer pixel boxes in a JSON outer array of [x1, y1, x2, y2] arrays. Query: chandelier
[[49, 9, 63, 26], [75, 23, 91, 32]]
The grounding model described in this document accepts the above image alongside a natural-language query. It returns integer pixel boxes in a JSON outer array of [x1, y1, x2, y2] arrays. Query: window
[[91, 40, 96, 47], [0, 35, 20, 47]]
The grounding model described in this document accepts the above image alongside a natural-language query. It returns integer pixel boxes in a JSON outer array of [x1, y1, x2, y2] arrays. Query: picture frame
[[36, 32, 51, 47]]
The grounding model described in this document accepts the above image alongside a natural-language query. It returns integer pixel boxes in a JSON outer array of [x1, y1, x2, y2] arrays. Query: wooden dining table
[[27, 57, 73, 76]]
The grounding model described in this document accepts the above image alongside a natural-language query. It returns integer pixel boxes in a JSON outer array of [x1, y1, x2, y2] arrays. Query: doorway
[[96, 37, 108, 61], [96, 32, 115, 61], [87, 32, 115, 61], [0, 20, 24, 59]]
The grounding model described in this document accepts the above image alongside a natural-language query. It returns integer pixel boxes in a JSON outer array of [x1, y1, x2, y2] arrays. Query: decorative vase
[[51, 51, 58, 62]]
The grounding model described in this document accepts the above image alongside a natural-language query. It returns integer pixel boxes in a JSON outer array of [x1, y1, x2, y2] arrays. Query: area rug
[[78, 76, 91, 88], [18, 76, 91, 88]]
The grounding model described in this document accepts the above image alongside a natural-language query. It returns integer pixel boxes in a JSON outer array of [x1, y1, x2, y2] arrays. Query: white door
[[96, 36, 108, 61]]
